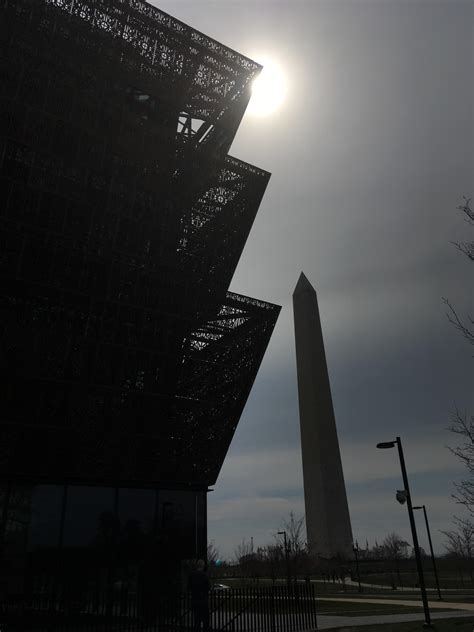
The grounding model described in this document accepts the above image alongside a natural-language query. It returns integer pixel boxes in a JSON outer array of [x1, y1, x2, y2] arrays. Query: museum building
[[0, 0, 279, 603]]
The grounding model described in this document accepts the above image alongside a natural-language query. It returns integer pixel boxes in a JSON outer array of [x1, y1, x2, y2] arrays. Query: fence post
[[271, 585, 276, 632], [311, 586, 318, 629]]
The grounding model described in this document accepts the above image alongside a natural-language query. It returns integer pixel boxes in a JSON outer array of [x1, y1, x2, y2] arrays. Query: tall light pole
[[377, 437, 433, 628], [278, 531, 291, 587], [353, 543, 362, 592], [413, 505, 442, 601]]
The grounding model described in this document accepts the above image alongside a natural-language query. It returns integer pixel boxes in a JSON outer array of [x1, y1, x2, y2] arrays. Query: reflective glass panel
[[4, 485, 32, 553], [28, 485, 63, 550], [196, 492, 206, 559], [63, 486, 115, 548], [0, 483, 9, 533], [159, 490, 197, 558], [118, 487, 155, 541]]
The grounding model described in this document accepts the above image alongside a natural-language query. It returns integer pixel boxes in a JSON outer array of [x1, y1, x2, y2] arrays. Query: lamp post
[[278, 531, 291, 587], [376, 437, 432, 628], [353, 543, 362, 592], [413, 505, 442, 601]]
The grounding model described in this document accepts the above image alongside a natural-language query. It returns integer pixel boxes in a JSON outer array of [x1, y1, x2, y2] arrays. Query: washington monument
[[293, 272, 353, 559]]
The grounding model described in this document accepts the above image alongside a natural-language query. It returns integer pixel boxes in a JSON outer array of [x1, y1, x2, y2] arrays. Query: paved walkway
[[317, 610, 474, 629], [318, 596, 474, 611], [326, 577, 472, 594]]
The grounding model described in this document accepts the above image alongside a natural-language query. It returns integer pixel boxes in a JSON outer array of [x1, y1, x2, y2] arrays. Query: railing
[[0, 584, 318, 632]]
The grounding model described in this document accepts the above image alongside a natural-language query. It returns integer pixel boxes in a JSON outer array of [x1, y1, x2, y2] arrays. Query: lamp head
[[377, 441, 396, 449]]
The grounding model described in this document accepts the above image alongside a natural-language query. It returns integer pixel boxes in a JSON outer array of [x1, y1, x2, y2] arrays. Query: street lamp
[[376, 437, 433, 628], [278, 531, 291, 588], [413, 505, 442, 601], [353, 543, 362, 592]]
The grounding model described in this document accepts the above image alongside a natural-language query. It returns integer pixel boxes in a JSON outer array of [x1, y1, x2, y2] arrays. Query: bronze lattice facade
[[0, 0, 279, 607], [0, 0, 279, 486]]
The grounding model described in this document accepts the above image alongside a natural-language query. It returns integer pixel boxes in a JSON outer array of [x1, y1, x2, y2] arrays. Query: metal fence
[[0, 585, 318, 632]]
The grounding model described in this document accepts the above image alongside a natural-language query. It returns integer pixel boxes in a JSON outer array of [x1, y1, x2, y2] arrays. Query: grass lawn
[[325, 615, 474, 632]]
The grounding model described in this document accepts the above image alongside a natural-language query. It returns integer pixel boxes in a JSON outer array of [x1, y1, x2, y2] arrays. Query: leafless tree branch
[[445, 196, 473, 517], [457, 197, 474, 223], [442, 298, 474, 347], [447, 409, 474, 514]]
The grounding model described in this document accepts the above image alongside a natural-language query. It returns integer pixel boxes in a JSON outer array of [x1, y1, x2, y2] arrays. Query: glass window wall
[[28, 485, 63, 550], [158, 490, 198, 559], [62, 486, 115, 548], [0, 483, 207, 599]]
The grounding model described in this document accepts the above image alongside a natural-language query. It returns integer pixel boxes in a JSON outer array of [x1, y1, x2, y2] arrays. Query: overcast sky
[[154, 0, 473, 559]]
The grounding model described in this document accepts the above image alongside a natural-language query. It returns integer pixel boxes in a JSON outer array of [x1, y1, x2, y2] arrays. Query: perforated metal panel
[[0, 0, 280, 487]]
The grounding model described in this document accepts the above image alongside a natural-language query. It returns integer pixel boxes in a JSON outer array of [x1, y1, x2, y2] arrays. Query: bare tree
[[233, 538, 253, 565], [276, 513, 310, 580], [443, 197, 473, 347], [451, 197, 474, 262], [280, 512, 306, 555], [379, 532, 410, 587], [441, 517, 474, 559], [445, 196, 474, 517], [381, 533, 410, 560], [207, 541, 220, 565], [443, 298, 474, 347], [366, 540, 385, 560], [448, 408, 474, 514], [265, 543, 284, 563]]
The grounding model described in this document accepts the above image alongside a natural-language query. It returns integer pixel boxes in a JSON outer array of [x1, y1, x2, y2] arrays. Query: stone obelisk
[[293, 272, 353, 559]]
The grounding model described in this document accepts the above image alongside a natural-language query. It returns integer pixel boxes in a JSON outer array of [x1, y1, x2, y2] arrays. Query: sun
[[247, 56, 287, 118]]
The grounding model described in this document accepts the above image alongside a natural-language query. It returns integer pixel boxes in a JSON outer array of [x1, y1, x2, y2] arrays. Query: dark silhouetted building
[[0, 0, 279, 607], [293, 273, 352, 559]]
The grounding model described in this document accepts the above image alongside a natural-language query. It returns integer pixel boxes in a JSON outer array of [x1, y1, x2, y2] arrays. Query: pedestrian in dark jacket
[[187, 560, 211, 632]]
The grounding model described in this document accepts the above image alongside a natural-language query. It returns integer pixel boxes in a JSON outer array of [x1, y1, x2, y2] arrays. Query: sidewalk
[[327, 577, 473, 594], [318, 596, 474, 611], [317, 610, 474, 629]]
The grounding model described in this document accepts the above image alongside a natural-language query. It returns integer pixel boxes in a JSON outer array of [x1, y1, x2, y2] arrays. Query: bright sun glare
[[247, 56, 287, 118]]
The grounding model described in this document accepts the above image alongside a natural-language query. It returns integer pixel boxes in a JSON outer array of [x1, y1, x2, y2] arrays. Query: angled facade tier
[[3, 0, 259, 157], [0, 289, 279, 486], [176, 292, 280, 485]]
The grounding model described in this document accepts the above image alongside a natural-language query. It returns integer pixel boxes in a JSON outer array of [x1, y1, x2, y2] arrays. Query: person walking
[[187, 560, 211, 632]]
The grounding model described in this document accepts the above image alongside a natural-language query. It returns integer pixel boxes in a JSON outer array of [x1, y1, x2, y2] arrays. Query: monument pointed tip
[[293, 271, 316, 296]]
